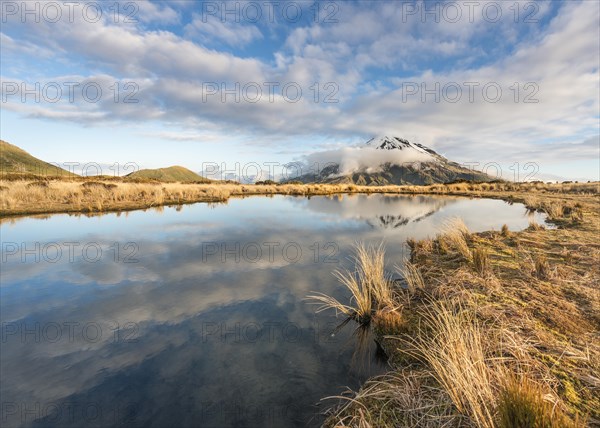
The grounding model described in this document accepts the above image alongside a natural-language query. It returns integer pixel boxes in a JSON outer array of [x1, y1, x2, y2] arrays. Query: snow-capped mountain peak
[[366, 136, 440, 158]]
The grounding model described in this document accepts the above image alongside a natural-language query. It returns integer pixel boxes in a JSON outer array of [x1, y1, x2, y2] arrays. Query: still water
[[0, 194, 547, 427]]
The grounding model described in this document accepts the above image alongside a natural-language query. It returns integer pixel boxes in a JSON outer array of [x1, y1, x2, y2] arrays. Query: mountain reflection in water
[[0, 195, 547, 427]]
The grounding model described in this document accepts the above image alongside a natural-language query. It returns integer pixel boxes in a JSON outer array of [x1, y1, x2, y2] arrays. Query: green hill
[[0, 140, 77, 177], [126, 166, 211, 183]]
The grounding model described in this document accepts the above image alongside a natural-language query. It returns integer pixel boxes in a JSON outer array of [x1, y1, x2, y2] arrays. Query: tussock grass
[[2, 178, 598, 217], [533, 256, 552, 280], [472, 247, 491, 276], [323, 189, 598, 426], [542, 201, 565, 219], [327, 296, 585, 428], [439, 217, 472, 261], [354, 242, 393, 309], [325, 371, 461, 428], [372, 308, 405, 336], [307, 242, 393, 325], [396, 261, 425, 294], [497, 374, 581, 428], [528, 220, 545, 231], [402, 300, 497, 428]]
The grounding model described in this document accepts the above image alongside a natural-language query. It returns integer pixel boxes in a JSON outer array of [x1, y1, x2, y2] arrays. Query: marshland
[[0, 176, 597, 218], [3, 0, 599, 425], [1, 181, 597, 427]]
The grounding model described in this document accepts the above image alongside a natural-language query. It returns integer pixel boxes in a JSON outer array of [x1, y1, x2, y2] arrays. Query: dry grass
[[439, 217, 472, 261], [528, 220, 546, 231], [472, 247, 491, 276], [307, 242, 394, 325], [1, 178, 598, 217], [372, 308, 405, 335], [497, 374, 581, 428], [396, 261, 425, 294], [0, 179, 384, 217], [402, 300, 497, 428], [324, 371, 461, 428], [327, 296, 584, 428], [322, 190, 598, 427], [533, 256, 552, 280]]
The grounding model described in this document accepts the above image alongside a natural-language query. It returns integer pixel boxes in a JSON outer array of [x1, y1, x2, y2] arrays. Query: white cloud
[[304, 145, 434, 176], [1, 1, 598, 179], [184, 14, 263, 47], [135, 0, 181, 24]]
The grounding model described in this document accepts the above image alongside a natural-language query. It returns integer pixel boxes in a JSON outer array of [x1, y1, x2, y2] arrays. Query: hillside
[[126, 166, 211, 183], [0, 140, 77, 177], [287, 136, 494, 185]]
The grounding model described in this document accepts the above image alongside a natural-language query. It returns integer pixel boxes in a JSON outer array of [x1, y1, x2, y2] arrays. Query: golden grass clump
[[497, 374, 582, 428], [528, 220, 545, 231], [533, 256, 552, 280], [439, 217, 472, 261], [353, 241, 393, 309], [325, 372, 461, 428], [372, 308, 405, 335], [472, 247, 491, 276], [407, 237, 434, 262], [396, 261, 425, 294], [542, 201, 565, 219], [307, 242, 393, 325], [402, 300, 497, 428]]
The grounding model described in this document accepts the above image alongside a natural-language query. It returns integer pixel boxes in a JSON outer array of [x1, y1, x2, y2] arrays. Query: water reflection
[[0, 195, 547, 427]]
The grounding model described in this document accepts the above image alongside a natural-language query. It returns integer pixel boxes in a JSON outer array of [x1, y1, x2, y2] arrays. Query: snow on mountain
[[286, 135, 493, 185], [367, 136, 440, 160]]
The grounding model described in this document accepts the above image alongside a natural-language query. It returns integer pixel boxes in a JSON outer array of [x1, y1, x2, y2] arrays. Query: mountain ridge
[[0, 140, 77, 177], [286, 136, 495, 185]]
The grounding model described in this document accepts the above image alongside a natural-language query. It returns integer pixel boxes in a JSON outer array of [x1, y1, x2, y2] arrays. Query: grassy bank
[[1, 176, 598, 425], [309, 188, 599, 427], [1, 176, 598, 218]]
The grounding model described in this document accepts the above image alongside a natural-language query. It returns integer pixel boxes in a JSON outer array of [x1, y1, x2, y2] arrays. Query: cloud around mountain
[[304, 144, 435, 176]]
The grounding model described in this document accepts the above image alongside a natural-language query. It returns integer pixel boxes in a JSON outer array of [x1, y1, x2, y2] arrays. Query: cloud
[[135, 0, 181, 24], [1, 1, 598, 179], [184, 14, 263, 47], [303, 145, 435, 176]]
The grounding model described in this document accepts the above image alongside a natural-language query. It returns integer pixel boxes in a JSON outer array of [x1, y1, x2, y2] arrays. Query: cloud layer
[[1, 0, 598, 179]]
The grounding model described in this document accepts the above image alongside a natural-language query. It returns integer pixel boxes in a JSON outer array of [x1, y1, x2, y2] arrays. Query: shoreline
[[2, 178, 599, 425], [1, 179, 598, 219], [320, 189, 600, 427]]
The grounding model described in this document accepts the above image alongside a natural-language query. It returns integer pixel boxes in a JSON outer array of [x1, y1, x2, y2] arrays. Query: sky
[[1, 0, 599, 181]]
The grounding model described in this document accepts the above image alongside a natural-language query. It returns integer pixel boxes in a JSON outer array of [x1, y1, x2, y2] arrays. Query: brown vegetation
[[316, 189, 599, 427], [1, 178, 598, 218]]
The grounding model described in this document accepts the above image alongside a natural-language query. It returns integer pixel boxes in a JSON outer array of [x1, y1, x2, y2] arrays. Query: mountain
[[0, 140, 77, 177], [126, 166, 211, 182], [300, 193, 454, 229], [286, 136, 495, 185]]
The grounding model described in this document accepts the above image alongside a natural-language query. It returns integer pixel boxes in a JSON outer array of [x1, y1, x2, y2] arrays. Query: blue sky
[[1, 0, 599, 180]]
